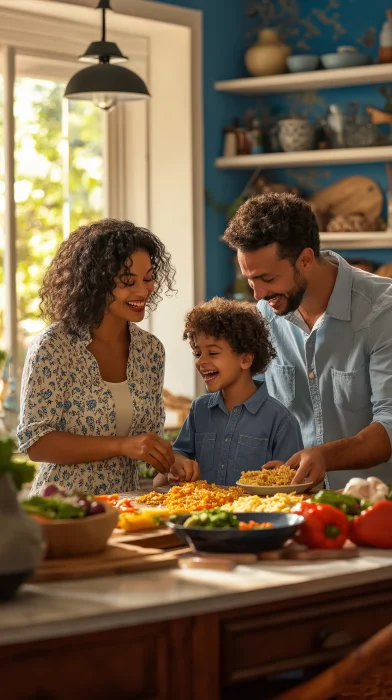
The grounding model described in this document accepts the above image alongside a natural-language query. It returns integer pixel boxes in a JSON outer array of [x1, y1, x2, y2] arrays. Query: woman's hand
[[120, 433, 175, 474]]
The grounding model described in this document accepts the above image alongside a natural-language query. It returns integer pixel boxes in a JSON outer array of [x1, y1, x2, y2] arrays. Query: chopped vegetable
[[291, 502, 349, 549], [23, 495, 86, 520], [309, 490, 370, 517], [349, 500, 392, 549], [238, 520, 273, 530], [22, 485, 106, 520], [117, 512, 163, 532], [183, 508, 239, 529]]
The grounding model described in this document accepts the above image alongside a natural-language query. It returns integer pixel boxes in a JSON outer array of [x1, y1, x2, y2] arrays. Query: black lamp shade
[[79, 40, 128, 64], [64, 63, 150, 102]]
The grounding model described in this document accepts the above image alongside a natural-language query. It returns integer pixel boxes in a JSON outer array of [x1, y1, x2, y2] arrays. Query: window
[[13, 74, 104, 365]]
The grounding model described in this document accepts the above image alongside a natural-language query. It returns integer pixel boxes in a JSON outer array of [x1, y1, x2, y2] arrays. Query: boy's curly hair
[[183, 297, 276, 375], [39, 219, 176, 336]]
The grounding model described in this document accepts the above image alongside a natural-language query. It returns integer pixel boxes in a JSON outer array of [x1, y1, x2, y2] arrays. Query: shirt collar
[[207, 380, 268, 415], [322, 250, 352, 321], [284, 250, 352, 325], [75, 322, 135, 346]]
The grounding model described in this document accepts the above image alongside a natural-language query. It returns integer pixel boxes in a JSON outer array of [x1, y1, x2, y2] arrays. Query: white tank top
[[104, 380, 134, 436]]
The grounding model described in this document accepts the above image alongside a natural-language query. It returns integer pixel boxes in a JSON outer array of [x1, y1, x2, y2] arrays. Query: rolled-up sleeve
[[17, 334, 68, 453], [368, 308, 392, 450], [271, 413, 304, 463], [173, 402, 196, 459]]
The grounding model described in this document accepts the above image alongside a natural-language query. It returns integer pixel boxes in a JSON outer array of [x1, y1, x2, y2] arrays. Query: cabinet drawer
[[1, 630, 168, 700], [222, 591, 392, 685]]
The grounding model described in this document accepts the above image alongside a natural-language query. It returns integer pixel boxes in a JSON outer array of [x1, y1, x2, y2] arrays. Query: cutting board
[[32, 540, 187, 582], [258, 541, 359, 561], [309, 176, 383, 220], [112, 526, 182, 550]]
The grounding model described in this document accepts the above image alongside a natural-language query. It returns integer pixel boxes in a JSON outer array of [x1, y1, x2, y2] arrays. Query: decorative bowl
[[321, 53, 372, 69], [32, 504, 118, 558], [286, 55, 319, 73]]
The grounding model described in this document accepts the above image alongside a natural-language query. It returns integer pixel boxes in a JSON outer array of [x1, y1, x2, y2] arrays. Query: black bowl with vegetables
[[167, 509, 305, 554]]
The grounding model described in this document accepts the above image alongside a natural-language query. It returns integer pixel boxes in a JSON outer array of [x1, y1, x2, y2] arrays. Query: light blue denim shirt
[[173, 380, 303, 486], [258, 251, 392, 490]]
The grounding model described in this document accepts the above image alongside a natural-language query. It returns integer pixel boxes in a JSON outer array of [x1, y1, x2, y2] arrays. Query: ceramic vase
[[245, 29, 291, 77]]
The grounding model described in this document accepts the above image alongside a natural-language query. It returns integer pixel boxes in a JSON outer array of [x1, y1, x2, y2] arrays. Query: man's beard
[[265, 270, 307, 316]]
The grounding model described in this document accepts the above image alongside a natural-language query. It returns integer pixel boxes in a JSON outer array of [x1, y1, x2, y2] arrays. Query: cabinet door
[[1, 625, 171, 700]]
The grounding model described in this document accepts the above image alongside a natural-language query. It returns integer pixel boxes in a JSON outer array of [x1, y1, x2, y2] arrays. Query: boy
[[154, 297, 303, 487]]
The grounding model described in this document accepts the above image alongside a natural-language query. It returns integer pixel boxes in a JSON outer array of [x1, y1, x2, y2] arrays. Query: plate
[[166, 512, 305, 554], [236, 481, 313, 496]]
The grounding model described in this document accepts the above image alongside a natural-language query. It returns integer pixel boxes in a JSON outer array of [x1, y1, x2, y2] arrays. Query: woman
[[17, 219, 176, 495]]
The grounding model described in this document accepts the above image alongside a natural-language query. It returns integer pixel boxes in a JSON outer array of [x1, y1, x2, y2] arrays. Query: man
[[223, 192, 392, 489]]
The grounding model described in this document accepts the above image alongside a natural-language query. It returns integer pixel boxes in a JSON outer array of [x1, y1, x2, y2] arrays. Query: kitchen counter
[[2, 552, 392, 699], [2, 549, 392, 647]]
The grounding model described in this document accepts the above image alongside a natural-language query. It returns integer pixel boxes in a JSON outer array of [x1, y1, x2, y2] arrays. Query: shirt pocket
[[195, 432, 216, 472], [235, 435, 268, 477], [332, 366, 370, 413], [266, 364, 295, 408]]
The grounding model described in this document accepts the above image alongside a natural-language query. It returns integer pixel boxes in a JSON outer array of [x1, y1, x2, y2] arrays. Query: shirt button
[[233, 408, 238, 413], [308, 371, 315, 380], [221, 464, 225, 469], [225, 438, 228, 443]]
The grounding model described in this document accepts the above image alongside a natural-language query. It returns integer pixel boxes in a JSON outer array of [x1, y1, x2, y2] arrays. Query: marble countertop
[[1, 550, 392, 646]]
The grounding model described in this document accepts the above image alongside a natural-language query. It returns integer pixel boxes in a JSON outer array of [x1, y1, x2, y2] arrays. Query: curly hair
[[223, 192, 320, 263], [40, 219, 176, 336], [183, 297, 276, 375]]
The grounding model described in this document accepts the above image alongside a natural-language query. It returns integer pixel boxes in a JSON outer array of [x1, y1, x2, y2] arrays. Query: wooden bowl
[[33, 505, 119, 559]]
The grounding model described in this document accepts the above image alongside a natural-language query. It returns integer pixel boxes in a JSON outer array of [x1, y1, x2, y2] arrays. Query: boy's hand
[[170, 456, 200, 483], [262, 460, 285, 470]]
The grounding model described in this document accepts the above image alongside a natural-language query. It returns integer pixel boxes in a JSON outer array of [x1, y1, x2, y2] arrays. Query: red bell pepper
[[349, 500, 392, 549], [291, 502, 349, 549]]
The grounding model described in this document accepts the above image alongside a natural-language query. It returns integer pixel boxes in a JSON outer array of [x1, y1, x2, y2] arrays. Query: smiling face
[[193, 333, 253, 393], [107, 249, 155, 323], [238, 243, 313, 316]]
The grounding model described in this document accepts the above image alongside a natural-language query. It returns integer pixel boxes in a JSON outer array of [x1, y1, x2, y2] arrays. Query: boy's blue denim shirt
[[173, 380, 303, 486], [258, 250, 392, 490]]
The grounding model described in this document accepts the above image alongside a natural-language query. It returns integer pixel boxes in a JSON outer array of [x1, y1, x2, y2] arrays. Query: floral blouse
[[17, 323, 165, 495]]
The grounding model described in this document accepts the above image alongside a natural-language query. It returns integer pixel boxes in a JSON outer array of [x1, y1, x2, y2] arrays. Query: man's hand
[[286, 447, 327, 485], [169, 455, 200, 483]]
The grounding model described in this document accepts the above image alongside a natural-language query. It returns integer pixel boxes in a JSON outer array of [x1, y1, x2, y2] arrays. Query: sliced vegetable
[[183, 508, 239, 529], [23, 495, 86, 520], [117, 512, 163, 532], [238, 520, 273, 530], [310, 490, 369, 516], [291, 502, 349, 549], [349, 500, 392, 549]]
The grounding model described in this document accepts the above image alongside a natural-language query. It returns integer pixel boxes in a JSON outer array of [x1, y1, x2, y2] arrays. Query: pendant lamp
[[64, 0, 150, 111]]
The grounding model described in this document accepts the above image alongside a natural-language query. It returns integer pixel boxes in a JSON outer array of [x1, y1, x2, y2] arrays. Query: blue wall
[[158, 0, 392, 296]]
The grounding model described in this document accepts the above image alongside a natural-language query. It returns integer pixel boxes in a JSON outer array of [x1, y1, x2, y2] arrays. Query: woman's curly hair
[[40, 219, 176, 336], [183, 297, 276, 375]]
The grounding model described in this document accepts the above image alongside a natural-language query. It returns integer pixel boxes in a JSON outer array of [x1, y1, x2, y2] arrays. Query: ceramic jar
[[278, 119, 315, 152], [245, 29, 291, 77]]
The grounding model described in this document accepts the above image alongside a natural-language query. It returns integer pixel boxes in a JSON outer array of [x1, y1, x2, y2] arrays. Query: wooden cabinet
[[2, 580, 392, 700]]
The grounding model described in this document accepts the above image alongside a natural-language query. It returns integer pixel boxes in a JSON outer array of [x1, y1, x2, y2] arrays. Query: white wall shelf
[[215, 146, 392, 170], [320, 232, 392, 250], [215, 63, 392, 96]]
